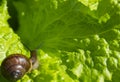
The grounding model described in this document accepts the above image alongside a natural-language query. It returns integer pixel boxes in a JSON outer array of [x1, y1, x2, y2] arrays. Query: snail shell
[[1, 50, 38, 81]]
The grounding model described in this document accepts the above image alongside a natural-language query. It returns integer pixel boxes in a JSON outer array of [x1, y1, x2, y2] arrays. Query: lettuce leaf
[[10, 0, 120, 52], [1, 0, 120, 82]]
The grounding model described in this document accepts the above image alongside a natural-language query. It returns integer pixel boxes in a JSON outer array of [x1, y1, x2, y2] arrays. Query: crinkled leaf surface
[[11, 0, 120, 51], [1, 0, 120, 82]]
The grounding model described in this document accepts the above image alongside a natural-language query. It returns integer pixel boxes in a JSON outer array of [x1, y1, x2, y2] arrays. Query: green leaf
[[10, 0, 120, 52]]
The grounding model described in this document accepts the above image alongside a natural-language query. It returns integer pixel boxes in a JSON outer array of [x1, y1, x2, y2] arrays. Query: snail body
[[1, 50, 38, 81]]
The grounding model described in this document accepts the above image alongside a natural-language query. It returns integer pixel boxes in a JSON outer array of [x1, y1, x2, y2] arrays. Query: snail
[[0, 50, 38, 81]]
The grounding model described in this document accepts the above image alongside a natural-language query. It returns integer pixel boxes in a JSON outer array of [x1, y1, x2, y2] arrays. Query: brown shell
[[1, 54, 31, 81]]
